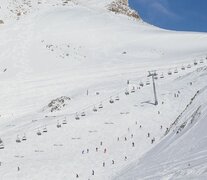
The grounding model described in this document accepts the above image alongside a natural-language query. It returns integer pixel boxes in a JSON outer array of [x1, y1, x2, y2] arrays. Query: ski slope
[[0, 0, 207, 179]]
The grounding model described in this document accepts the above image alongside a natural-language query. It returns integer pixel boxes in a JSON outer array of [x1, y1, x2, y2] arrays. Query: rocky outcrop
[[107, 0, 140, 19], [44, 96, 71, 112]]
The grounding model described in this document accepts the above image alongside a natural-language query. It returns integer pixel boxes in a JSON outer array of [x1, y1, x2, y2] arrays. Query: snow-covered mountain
[[0, 0, 207, 179]]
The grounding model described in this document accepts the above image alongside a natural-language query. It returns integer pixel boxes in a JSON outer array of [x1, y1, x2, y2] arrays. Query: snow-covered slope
[[0, 0, 207, 179]]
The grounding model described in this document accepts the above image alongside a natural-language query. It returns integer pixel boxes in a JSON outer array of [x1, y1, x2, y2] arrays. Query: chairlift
[[16, 135, 21, 143], [181, 66, 185, 70], [115, 96, 120, 101], [81, 112, 86, 117], [37, 130, 42, 136], [93, 106, 98, 112], [75, 113, 80, 120], [187, 64, 191, 69]]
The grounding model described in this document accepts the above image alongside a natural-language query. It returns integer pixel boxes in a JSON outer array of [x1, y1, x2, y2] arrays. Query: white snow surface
[[0, 0, 207, 180]]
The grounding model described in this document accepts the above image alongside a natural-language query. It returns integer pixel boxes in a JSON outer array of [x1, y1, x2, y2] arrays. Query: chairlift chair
[[57, 121, 61, 128], [81, 112, 86, 117], [181, 66, 185, 70], [200, 59, 204, 63], [131, 87, 135, 93], [75, 113, 80, 120], [0, 143, 4, 149], [139, 82, 144, 87], [115, 96, 120, 101], [62, 119, 67, 124], [160, 73, 164, 79], [98, 103, 103, 109], [187, 64, 191, 69], [125, 90, 129, 95], [194, 61, 198, 65], [37, 130, 42, 136], [168, 71, 172, 75], [174, 68, 178, 73], [109, 97, 114, 103], [22, 134, 27, 141], [16, 136, 21, 143], [154, 76, 158, 80], [146, 81, 150, 85], [0, 138, 4, 149], [43, 127, 48, 133], [93, 106, 98, 112]]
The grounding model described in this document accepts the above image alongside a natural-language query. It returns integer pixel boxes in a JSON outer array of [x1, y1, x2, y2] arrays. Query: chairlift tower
[[148, 70, 158, 105]]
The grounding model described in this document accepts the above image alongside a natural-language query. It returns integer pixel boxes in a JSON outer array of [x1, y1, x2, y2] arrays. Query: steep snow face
[[115, 68, 207, 180]]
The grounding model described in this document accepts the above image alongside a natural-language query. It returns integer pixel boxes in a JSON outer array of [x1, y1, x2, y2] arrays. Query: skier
[[87, 149, 89, 153], [124, 156, 127, 161], [103, 162, 105, 167], [140, 125, 142, 128], [117, 137, 119, 141], [96, 147, 98, 152], [92, 170, 95, 175], [147, 133, 150, 137], [124, 137, 127, 141], [132, 142, 135, 147], [76, 174, 79, 178], [82, 150, 84, 154], [104, 148, 107, 153], [135, 121, 138, 125], [100, 141, 103, 146], [17, 167, 20, 171], [131, 134, 133, 138], [112, 160, 115, 164], [160, 125, 163, 129]]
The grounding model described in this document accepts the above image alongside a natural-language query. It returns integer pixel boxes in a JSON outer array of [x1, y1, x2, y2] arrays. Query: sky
[[129, 0, 207, 32]]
